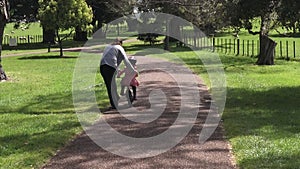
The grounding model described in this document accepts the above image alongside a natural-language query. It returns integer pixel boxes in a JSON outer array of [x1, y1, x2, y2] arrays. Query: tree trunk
[[43, 28, 55, 44], [56, 30, 63, 57], [0, 0, 9, 80], [93, 23, 106, 39], [0, 14, 5, 62], [164, 36, 170, 51], [74, 26, 88, 41], [164, 19, 170, 51], [169, 17, 182, 42], [257, 35, 277, 65], [0, 18, 7, 81]]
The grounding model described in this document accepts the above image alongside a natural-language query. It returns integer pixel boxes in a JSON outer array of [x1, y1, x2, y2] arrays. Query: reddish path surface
[[41, 55, 236, 169]]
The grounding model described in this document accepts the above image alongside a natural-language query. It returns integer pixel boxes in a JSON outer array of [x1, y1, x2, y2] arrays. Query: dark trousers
[[131, 86, 137, 99], [100, 64, 119, 108]]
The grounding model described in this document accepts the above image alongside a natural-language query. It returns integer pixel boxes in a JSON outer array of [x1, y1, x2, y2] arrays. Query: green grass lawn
[[0, 51, 107, 169]]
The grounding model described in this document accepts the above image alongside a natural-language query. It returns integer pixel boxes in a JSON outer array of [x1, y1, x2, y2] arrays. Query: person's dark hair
[[112, 38, 123, 45]]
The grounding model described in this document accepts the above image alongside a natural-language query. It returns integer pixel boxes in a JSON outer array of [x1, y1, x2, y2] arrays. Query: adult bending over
[[100, 38, 136, 110]]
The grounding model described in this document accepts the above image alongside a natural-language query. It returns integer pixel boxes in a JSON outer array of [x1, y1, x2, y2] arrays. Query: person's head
[[112, 38, 123, 46], [129, 57, 137, 66]]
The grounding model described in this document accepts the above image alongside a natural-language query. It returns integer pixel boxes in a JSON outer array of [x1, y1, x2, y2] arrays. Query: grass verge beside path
[[0, 52, 107, 169]]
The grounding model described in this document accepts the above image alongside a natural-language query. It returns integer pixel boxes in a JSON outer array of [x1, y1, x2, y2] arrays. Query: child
[[118, 57, 139, 102]]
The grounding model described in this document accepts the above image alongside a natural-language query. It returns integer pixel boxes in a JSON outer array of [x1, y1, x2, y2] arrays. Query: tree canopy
[[2, 0, 300, 63], [38, 0, 93, 56], [8, 0, 39, 22]]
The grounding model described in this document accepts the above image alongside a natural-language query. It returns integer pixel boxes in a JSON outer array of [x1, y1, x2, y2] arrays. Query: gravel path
[[41, 55, 236, 169]]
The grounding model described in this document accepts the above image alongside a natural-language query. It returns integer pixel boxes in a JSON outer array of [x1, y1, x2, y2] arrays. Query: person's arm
[[116, 45, 135, 72], [117, 69, 125, 78], [116, 45, 139, 86]]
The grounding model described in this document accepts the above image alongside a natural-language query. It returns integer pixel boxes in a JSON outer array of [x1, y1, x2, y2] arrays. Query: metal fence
[[2, 35, 43, 45], [182, 33, 300, 60], [1, 25, 128, 46]]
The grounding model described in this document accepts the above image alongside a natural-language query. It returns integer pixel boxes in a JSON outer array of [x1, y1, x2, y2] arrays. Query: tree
[[225, 0, 281, 65], [277, 0, 300, 35], [7, 0, 54, 43], [86, 0, 136, 38], [38, 0, 93, 56], [135, 0, 228, 50], [0, 0, 9, 80], [8, 0, 39, 22], [87, 0, 118, 38], [0, 0, 9, 58]]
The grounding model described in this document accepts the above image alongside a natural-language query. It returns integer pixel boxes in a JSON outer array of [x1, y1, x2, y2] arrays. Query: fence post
[[212, 38, 215, 52], [221, 38, 223, 53], [217, 38, 219, 52], [229, 39, 231, 54], [233, 39, 236, 54], [286, 41, 289, 60], [293, 41, 296, 58], [242, 40, 245, 56], [247, 40, 249, 56], [252, 40, 254, 57], [237, 39, 240, 56], [48, 42, 51, 52], [280, 41, 282, 58]]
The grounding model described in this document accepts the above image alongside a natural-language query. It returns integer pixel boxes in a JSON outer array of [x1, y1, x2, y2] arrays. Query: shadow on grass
[[18, 55, 78, 60], [16, 91, 75, 115], [238, 152, 300, 169], [0, 118, 82, 169], [14, 86, 108, 115], [224, 86, 300, 138], [223, 86, 300, 168]]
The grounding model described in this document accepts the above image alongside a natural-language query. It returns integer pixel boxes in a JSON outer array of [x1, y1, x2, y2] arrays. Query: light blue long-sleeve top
[[100, 44, 135, 72]]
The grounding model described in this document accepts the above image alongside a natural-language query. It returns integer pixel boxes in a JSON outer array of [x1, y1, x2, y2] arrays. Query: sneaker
[[105, 106, 116, 111], [102, 107, 116, 114]]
